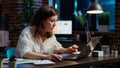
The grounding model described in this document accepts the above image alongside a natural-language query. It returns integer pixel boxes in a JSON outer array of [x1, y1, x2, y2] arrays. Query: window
[[99, 0, 115, 31], [52, 0, 115, 31]]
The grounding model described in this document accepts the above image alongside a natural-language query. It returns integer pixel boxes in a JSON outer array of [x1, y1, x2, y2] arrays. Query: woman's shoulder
[[19, 26, 34, 38], [23, 26, 31, 31], [22, 26, 34, 32], [20, 26, 33, 35]]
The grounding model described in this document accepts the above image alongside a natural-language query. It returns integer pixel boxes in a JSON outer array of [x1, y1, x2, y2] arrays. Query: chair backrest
[[5, 46, 16, 58]]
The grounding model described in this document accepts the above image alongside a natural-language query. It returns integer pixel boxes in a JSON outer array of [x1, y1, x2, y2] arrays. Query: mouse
[[55, 59, 62, 62]]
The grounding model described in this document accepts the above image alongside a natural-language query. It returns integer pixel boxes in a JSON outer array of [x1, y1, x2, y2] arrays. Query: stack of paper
[[3, 58, 55, 65]]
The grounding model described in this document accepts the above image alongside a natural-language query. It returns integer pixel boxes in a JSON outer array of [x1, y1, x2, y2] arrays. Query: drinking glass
[[101, 45, 110, 57]]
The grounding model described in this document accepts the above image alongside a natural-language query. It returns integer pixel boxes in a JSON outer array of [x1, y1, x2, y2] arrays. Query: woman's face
[[44, 15, 58, 32]]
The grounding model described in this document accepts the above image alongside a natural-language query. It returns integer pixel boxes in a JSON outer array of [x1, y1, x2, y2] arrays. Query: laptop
[[61, 36, 103, 60]]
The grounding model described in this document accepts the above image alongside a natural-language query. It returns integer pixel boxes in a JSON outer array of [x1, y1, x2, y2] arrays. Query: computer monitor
[[54, 20, 72, 35], [53, 20, 72, 40]]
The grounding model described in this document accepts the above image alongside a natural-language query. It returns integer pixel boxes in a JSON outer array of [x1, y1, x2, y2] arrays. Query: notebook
[[61, 36, 102, 60]]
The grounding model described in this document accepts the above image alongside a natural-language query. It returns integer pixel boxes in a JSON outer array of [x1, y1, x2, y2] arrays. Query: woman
[[15, 6, 78, 61]]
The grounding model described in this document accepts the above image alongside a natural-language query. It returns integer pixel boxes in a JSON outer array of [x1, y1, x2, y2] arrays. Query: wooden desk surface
[[3, 55, 120, 68]]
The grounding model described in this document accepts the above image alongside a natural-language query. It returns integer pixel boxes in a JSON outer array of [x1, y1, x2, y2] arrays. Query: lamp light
[[87, 0, 103, 14], [86, 0, 103, 43]]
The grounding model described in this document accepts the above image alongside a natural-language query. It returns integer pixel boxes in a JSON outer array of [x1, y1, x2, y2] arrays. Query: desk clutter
[[92, 51, 104, 57]]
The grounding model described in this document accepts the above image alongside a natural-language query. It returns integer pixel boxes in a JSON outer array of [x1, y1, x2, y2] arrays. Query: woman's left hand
[[66, 44, 78, 54], [46, 54, 62, 62]]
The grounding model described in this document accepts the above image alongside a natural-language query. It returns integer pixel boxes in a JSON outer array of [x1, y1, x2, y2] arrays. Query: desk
[[3, 55, 120, 68]]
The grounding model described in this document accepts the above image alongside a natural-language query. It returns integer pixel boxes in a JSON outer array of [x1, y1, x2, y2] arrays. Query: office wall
[[115, 0, 120, 46], [1, 0, 18, 45], [1, 0, 44, 45]]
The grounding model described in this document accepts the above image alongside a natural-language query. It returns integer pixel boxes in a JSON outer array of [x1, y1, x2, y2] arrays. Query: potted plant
[[111, 44, 118, 57], [10, 0, 34, 37], [73, 10, 86, 29], [0, 52, 5, 68], [8, 55, 16, 68], [18, 0, 34, 28], [98, 12, 110, 32]]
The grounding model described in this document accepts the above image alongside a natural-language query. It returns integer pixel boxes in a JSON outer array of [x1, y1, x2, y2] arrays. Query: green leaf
[[98, 12, 110, 25], [0, 52, 5, 61], [73, 10, 86, 28]]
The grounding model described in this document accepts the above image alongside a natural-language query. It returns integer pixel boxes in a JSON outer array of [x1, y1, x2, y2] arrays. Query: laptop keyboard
[[61, 53, 78, 59], [65, 54, 77, 58]]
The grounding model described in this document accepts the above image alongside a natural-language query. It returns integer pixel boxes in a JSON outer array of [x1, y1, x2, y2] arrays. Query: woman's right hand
[[66, 44, 78, 54], [46, 54, 62, 62]]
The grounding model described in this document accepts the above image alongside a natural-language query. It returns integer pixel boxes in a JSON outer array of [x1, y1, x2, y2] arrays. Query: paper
[[33, 60, 55, 65], [3, 58, 55, 65]]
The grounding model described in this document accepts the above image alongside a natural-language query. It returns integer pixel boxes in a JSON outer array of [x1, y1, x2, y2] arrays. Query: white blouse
[[15, 26, 63, 58]]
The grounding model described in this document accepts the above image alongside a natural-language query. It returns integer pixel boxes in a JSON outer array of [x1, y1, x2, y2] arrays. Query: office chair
[[5, 46, 16, 58]]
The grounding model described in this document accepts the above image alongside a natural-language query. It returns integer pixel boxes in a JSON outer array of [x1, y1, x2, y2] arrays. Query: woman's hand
[[46, 54, 62, 62], [66, 44, 78, 54]]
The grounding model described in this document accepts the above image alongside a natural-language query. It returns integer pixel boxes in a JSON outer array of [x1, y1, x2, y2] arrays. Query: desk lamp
[[86, 0, 103, 42]]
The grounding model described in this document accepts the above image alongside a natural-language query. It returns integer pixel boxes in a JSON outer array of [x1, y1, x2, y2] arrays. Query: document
[[3, 58, 55, 65]]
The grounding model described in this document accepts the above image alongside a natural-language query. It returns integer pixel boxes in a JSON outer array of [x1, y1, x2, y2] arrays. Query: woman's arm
[[23, 52, 47, 60], [58, 44, 78, 54], [23, 52, 62, 61]]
